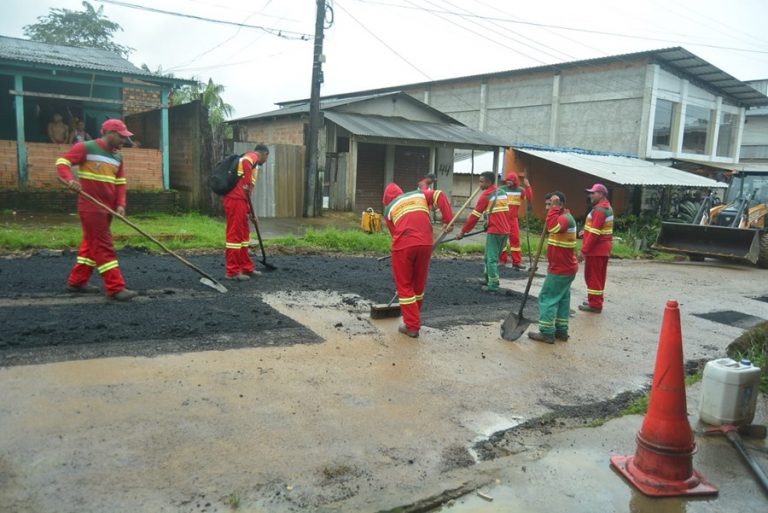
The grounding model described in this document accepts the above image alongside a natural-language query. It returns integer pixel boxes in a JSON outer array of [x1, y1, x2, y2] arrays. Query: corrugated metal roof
[[229, 91, 458, 124], [0, 36, 192, 84], [675, 159, 768, 174], [517, 148, 728, 188], [230, 93, 391, 121], [651, 47, 768, 108], [323, 111, 507, 148]]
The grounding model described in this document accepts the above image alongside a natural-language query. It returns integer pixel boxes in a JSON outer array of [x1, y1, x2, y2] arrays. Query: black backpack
[[209, 153, 243, 195]]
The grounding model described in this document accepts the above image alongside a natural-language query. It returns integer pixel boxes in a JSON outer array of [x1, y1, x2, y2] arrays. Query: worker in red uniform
[[528, 191, 579, 343], [383, 183, 453, 338], [56, 119, 137, 301], [417, 172, 436, 192], [224, 144, 270, 280], [455, 171, 510, 292], [578, 183, 614, 313], [499, 173, 532, 271]]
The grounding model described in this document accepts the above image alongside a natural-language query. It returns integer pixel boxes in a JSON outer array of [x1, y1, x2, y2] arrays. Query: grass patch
[[225, 492, 240, 509], [0, 212, 663, 261], [728, 322, 768, 395], [0, 212, 225, 251], [620, 393, 650, 416]]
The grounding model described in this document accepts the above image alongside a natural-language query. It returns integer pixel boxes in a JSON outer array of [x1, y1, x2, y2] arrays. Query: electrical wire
[[351, 0, 768, 55], [95, 0, 312, 40]]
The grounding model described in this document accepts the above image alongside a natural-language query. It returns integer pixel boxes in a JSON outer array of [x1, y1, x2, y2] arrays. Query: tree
[[23, 1, 133, 58], [172, 78, 233, 126]]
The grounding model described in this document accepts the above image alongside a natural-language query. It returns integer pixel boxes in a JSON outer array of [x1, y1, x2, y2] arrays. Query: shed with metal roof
[[0, 35, 195, 191]]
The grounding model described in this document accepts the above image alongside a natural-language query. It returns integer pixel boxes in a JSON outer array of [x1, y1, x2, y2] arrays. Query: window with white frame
[[682, 104, 710, 155], [716, 111, 735, 157], [652, 99, 675, 151]]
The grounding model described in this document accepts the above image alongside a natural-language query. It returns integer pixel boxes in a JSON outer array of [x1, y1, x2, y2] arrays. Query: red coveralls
[[581, 199, 614, 311], [383, 184, 453, 333], [224, 152, 262, 277], [499, 174, 532, 266], [56, 139, 128, 296]]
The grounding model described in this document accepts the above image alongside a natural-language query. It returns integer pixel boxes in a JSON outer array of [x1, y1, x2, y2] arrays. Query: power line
[[332, 0, 722, 170], [95, 0, 312, 40], [352, 0, 768, 55], [165, 0, 274, 72]]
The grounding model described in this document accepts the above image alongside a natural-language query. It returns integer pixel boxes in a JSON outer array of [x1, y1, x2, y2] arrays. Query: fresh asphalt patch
[[0, 251, 531, 366], [693, 310, 767, 330]]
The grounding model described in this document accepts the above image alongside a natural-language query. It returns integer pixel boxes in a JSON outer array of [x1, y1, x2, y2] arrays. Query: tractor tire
[[758, 231, 768, 269]]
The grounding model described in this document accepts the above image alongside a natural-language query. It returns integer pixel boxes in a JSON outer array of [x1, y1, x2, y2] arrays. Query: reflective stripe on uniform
[[77, 256, 97, 267], [587, 288, 604, 296], [97, 260, 119, 274], [77, 171, 122, 184], [398, 295, 418, 305], [226, 242, 242, 249]]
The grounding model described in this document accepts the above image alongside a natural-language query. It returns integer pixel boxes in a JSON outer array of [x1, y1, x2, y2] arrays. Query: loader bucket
[[653, 222, 761, 264]]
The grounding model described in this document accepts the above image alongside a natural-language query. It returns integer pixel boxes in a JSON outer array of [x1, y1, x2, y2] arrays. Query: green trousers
[[537, 273, 575, 336], [483, 233, 508, 289]]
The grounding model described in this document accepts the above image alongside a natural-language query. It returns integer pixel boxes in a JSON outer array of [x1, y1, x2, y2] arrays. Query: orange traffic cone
[[611, 300, 718, 497]]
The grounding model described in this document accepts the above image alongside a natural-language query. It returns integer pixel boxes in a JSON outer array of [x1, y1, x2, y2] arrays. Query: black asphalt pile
[[0, 250, 533, 366]]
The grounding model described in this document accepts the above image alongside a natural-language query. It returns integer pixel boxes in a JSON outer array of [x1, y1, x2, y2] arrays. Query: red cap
[[586, 183, 608, 194], [101, 119, 134, 137]]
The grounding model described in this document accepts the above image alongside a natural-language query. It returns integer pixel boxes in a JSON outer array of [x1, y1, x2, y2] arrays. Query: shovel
[[370, 187, 482, 318], [500, 222, 548, 341], [704, 424, 768, 493], [74, 188, 227, 294], [246, 194, 277, 271], [375, 229, 485, 262]]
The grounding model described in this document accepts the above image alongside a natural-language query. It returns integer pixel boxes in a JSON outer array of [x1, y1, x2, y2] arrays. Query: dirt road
[[0, 252, 765, 512]]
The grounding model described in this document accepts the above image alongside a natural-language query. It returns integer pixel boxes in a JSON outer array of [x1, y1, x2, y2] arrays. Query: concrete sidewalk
[[432, 383, 768, 513]]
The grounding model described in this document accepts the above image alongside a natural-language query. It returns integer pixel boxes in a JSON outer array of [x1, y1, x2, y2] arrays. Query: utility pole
[[304, 0, 326, 217]]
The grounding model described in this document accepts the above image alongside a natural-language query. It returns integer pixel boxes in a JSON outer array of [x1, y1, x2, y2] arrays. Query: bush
[[613, 213, 662, 252]]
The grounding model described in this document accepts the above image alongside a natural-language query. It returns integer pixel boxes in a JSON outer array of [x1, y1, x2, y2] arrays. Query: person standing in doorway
[[224, 144, 270, 280], [578, 183, 614, 313], [499, 172, 532, 271], [528, 191, 579, 344], [455, 171, 510, 292], [56, 118, 137, 301]]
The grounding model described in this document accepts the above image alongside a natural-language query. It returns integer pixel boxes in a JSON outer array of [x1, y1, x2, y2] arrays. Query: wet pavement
[[0, 234, 767, 511]]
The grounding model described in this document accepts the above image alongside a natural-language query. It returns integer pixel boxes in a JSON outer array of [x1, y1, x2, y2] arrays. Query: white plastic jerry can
[[699, 358, 762, 426]]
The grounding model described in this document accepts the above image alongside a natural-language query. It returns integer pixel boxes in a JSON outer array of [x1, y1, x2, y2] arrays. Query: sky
[[2, 0, 768, 120]]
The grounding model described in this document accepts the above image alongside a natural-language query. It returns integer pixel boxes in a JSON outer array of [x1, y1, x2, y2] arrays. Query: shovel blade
[[260, 260, 278, 271], [200, 277, 228, 294], [500, 314, 531, 341]]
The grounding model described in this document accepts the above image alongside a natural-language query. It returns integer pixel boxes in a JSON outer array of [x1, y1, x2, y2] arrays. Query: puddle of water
[[431, 485, 700, 513]]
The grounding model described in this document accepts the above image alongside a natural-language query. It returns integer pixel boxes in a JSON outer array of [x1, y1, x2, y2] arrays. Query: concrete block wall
[[0, 142, 163, 191], [557, 99, 644, 154], [122, 148, 164, 190], [0, 190, 178, 213], [123, 79, 162, 117], [245, 118, 305, 146], [0, 140, 18, 189], [27, 143, 70, 188]]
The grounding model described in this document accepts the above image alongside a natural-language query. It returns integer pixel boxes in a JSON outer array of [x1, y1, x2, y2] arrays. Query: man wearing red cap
[[499, 173, 532, 270], [383, 183, 453, 337], [224, 144, 270, 280], [579, 183, 613, 313], [455, 171, 510, 292], [56, 118, 137, 301]]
